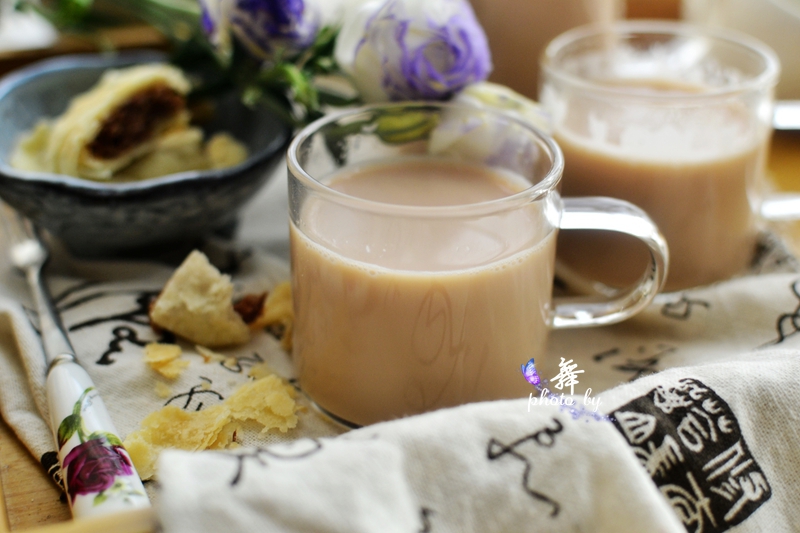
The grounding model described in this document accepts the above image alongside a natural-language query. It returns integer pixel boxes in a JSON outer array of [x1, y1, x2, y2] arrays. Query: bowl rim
[[0, 51, 290, 196]]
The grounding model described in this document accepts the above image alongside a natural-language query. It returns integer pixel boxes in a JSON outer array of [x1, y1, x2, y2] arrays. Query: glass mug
[[540, 21, 780, 292], [287, 102, 668, 427]]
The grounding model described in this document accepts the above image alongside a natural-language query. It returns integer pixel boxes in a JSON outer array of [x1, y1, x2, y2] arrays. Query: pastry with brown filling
[[11, 63, 248, 181]]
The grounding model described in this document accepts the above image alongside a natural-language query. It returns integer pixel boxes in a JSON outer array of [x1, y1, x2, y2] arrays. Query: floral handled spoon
[[0, 203, 150, 518]]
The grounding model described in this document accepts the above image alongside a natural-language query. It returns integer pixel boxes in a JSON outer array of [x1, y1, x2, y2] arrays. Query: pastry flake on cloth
[[124, 374, 298, 480], [150, 250, 251, 348]]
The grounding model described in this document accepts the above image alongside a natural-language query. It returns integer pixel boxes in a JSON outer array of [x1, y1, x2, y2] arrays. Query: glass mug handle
[[551, 197, 669, 329]]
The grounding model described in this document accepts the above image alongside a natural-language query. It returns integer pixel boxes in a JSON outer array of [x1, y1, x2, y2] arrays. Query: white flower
[[429, 83, 550, 174], [454, 82, 552, 133], [315, 0, 373, 28], [334, 0, 492, 102]]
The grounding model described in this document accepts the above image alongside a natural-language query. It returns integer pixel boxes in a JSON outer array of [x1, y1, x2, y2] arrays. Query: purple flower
[[335, 0, 492, 102], [200, 0, 320, 61], [231, 0, 319, 59], [199, 0, 234, 59], [62, 438, 133, 501]]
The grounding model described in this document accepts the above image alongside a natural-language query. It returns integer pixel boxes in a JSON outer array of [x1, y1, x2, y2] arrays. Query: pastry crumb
[[144, 343, 190, 379], [196, 345, 226, 364], [123, 373, 298, 480], [248, 362, 274, 380], [250, 281, 294, 351], [149, 250, 294, 351], [149, 250, 250, 347], [226, 375, 298, 433], [154, 381, 173, 399]]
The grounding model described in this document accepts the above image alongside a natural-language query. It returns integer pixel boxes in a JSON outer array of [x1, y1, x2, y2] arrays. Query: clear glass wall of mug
[[287, 102, 667, 427], [540, 21, 779, 291]]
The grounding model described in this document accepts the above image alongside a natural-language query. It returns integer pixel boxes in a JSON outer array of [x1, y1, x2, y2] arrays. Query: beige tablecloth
[[1, 166, 800, 532]]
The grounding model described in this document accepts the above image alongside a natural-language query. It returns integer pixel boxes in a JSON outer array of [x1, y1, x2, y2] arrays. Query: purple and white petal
[[230, 0, 320, 60], [335, 0, 492, 102], [429, 104, 541, 177], [199, 0, 234, 60]]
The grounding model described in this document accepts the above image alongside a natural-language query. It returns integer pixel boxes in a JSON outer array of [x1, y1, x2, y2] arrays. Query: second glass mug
[[287, 102, 668, 426], [540, 21, 780, 292]]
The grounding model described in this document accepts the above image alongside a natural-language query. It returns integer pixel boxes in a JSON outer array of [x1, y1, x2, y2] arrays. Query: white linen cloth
[[1, 167, 800, 531], [0, 170, 345, 491], [158, 351, 800, 533]]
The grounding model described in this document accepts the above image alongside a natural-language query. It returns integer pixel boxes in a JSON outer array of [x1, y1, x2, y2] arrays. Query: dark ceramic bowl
[[0, 52, 290, 257]]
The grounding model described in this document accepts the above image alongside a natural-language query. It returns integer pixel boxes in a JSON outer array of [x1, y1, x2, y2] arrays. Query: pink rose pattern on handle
[[57, 387, 144, 506], [62, 438, 134, 503]]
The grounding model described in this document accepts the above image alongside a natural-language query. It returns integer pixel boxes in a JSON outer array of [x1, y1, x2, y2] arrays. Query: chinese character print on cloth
[[611, 379, 770, 532], [157, 352, 800, 533], [601, 352, 800, 532], [158, 398, 685, 533]]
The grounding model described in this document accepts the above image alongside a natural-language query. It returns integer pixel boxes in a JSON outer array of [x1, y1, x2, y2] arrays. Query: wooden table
[[0, 418, 69, 531], [0, 418, 154, 533], [768, 131, 800, 249]]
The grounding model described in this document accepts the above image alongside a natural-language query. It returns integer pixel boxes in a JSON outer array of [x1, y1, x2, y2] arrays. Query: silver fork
[[2, 205, 75, 367], [0, 203, 150, 518]]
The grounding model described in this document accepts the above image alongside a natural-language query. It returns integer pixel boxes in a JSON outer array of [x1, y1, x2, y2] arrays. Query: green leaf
[[279, 64, 307, 90], [57, 414, 81, 449], [241, 85, 264, 108], [375, 111, 439, 144], [316, 87, 360, 108], [73, 387, 95, 416], [312, 25, 338, 52], [93, 491, 108, 506], [84, 431, 124, 448], [242, 84, 300, 127], [294, 25, 339, 75], [53, 0, 95, 27], [103, 433, 124, 447], [321, 119, 372, 167]]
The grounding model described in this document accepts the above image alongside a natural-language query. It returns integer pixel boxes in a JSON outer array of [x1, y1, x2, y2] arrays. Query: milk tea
[[550, 80, 768, 291], [291, 159, 557, 426]]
